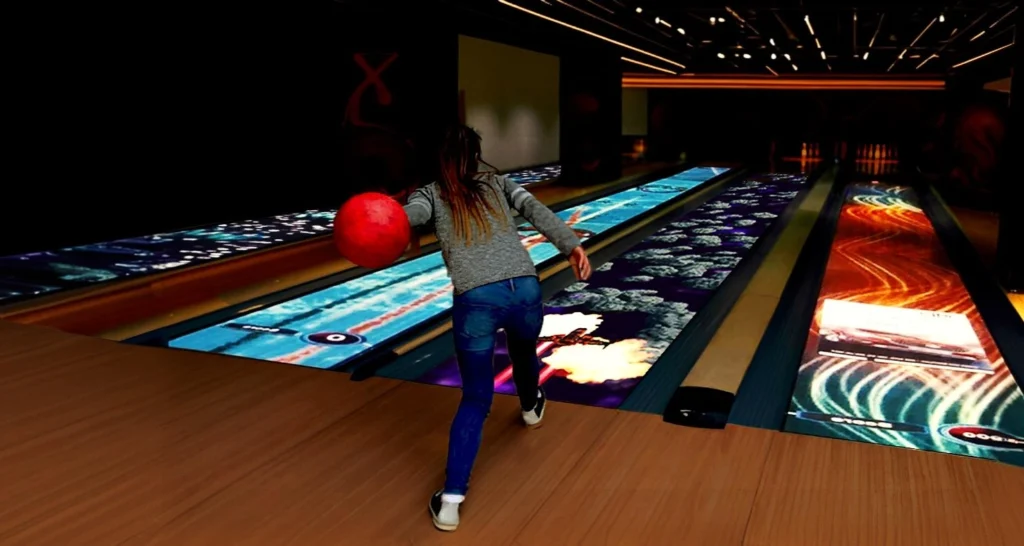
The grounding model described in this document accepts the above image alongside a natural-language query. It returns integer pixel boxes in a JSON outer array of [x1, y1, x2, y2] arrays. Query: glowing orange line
[[622, 76, 945, 90]]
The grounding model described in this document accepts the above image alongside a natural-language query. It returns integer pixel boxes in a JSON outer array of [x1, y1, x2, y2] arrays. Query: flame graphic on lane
[[543, 339, 654, 384]]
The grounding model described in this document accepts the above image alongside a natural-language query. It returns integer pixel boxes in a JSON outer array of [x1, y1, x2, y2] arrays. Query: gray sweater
[[404, 173, 581, 295]]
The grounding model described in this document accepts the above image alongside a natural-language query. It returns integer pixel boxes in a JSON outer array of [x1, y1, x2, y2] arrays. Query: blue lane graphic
[[167, 166, 730, 369], [0, 166, 557, 305]]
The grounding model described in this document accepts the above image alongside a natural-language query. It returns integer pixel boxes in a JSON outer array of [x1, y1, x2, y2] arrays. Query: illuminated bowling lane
[[505, 163, 561, 185], [0, 163, 560, 307], [854, 143, 899, 176], [783, 183, 1024, 467], [415, 171, 812, 409], [0, 210, 338, 305], [153, 166, 731, 370], [786, 141, 899, 177]]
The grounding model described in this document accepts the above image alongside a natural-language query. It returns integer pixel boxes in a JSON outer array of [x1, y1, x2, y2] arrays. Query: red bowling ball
[[333, 192, 410, 269]]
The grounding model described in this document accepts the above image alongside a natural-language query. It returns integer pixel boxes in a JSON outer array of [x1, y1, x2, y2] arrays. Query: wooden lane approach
[[2, 316, 1022, 545]]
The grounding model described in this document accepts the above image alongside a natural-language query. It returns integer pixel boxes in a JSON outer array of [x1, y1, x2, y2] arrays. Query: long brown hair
[[437, 125, 506, 245]]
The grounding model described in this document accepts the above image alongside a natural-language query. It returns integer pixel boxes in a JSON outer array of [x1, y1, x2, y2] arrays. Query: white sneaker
[[429, 490, 462, 531], [521, 388, 547, 428]]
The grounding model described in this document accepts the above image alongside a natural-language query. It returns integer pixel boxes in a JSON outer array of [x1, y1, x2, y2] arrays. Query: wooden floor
[[2, 319, 1022, 546]]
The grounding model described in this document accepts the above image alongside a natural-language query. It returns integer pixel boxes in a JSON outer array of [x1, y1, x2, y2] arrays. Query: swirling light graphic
[[785, 184, 1024, 466]]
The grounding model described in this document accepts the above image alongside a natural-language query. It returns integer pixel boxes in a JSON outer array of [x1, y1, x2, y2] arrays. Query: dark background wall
[[996, 4, 1021, 289], [4, 4, 333, 255], [929, 87, 1009, 209], [647, 88, 947, 162], [330, 4, 458, 200], [3, 2, 627, 256], [2, 2, 458, 256], [647, 86, 1009, 205], [561, 53, 623, 185]]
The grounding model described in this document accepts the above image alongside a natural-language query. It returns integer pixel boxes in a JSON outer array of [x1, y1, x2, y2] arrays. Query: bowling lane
[[0, 164, 558, 306], [0, 210, 336, 305], [161, 166, 732, 369], [505, 163, 560, 185], [414, 172, 811, 409], [783, 183, 1024, 467]]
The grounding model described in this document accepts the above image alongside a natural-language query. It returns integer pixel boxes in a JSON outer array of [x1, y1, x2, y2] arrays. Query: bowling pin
[[801, 142, 807, 158]]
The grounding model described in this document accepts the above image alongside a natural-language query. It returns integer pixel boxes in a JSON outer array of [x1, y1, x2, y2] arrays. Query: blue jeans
[[444, 275, 544, 496]]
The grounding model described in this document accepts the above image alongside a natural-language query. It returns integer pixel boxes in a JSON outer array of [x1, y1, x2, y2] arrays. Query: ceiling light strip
[[853, 10, 858, 52], [889, 17, 936, 72], [584, 0, 614, 15], [498, 0, 685, 69], [725, 6, 761, 35], [933, 10, 992, 57], [561, 0, 679, 53], [909, 18, 938, 48], [951, 42, 1013, 68], [621, 56, 675, 74], [989, 6, 1018, 29], [866, 13, 885, 59], [915, 54, 938, 70]]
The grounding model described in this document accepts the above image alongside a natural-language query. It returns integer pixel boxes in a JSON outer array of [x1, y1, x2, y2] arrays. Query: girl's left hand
[[568, 246, 591, 281]]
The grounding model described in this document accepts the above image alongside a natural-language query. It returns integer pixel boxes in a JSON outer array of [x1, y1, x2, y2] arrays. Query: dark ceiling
[[335, 0, 1017, 79], [446, 0, 1018, 78]]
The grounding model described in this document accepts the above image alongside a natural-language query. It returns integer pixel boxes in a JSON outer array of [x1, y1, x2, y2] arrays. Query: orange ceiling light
[[622, 75, 946, 91]]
